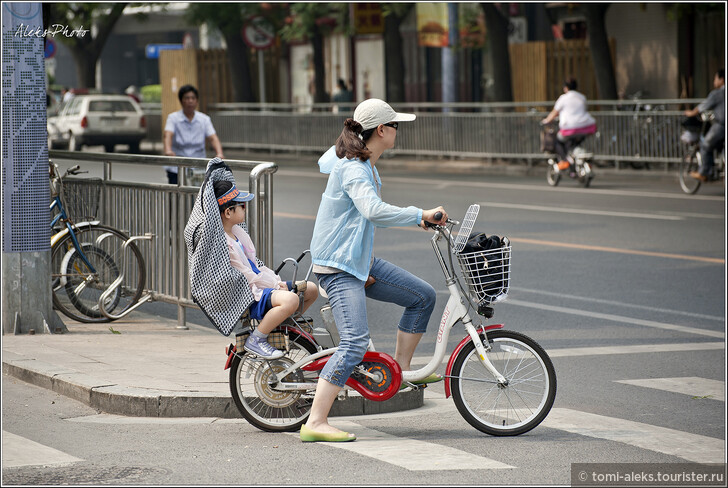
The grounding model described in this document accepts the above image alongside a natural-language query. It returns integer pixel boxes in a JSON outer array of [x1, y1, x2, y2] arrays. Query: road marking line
[[479, 201, 683, 220], [615, 377, 724, 401], [287, 420, 514, 471], [277, 168, 725, 203], [272, 212, 723, 265], [541, 408, 725, 463], [509, 238, 724, 264], [504, 299, 725, 338], [412, 342, 725, 365], [546, 341, 725, 357], [2, 431, 84, 468], [510, 287, 725, 322]]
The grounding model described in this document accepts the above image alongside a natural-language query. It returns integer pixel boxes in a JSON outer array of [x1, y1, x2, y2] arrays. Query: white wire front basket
[[456, 244, 511, 305]]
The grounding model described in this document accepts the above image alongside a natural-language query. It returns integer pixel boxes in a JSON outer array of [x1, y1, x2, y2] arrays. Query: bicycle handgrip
[[424, 211, 444, 228], [274, 251, 309, 274]]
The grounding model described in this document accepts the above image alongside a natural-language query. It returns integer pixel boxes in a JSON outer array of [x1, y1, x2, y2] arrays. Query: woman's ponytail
[[336, 118, 372, 161]]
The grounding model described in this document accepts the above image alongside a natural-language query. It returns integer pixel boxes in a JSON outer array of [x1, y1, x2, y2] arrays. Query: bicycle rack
[[97, 233, 155, 320]]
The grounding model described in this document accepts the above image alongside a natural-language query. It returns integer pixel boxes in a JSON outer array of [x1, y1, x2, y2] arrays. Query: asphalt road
[[15, 149, 723, 485]]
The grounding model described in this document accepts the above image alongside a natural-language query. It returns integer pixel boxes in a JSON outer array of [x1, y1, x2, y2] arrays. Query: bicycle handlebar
[[424, 211, 457, 229], [275, 250, 309, 275]]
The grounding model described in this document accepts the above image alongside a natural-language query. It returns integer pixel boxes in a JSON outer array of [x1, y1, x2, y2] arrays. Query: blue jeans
[[315, 257, 436, 388], [699, 123, 725, 177]]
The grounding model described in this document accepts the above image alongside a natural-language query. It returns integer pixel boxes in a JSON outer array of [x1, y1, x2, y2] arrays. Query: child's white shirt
[[225, 225, 283, 301]]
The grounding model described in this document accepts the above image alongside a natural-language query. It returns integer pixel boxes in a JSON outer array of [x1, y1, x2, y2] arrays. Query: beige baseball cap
[[353, 98, 416, 131]]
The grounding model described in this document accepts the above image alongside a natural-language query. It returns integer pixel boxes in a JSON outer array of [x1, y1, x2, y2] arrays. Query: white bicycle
[[225, 204, 557, 436]]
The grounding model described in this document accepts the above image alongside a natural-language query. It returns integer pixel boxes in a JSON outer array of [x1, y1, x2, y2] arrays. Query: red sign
[[243, 16, 275, 50]]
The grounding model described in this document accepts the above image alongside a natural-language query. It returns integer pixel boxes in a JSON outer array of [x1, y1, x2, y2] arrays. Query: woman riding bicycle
[[541, 77, 597, 175], [302, 98, 448, 442]]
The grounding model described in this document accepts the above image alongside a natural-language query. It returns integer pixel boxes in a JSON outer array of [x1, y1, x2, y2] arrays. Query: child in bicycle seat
[[214, 180, 318, 360]]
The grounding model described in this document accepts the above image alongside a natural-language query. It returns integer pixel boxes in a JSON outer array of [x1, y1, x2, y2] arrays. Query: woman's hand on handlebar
[[421, 206, 448, 229]]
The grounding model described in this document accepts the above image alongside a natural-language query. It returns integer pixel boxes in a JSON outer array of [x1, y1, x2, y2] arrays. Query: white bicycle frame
[[270, 204, 508, 391], [402, 220, 507, 386]]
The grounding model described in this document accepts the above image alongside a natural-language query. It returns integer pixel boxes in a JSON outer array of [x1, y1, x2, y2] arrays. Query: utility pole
[[2, 2, 64, 335], [442, 3, 459, 109]]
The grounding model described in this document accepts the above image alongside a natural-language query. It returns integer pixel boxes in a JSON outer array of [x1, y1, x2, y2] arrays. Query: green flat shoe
[[400, 373, 444, 390], [413, 373, 443, 385], [300, 424, 356, 442]]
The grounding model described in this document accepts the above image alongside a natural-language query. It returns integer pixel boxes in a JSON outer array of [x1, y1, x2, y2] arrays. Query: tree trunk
[[224, 32, 254, 102], [69, 47, 98, 90], [312, 30, 328, 103], [481, 4, 513, 102], [384, 13, 406, 102], [582, 4, 618, 100]]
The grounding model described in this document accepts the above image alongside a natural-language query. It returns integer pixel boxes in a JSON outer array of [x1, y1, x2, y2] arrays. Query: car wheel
[[128, 142, 140, 154], [68, 133, 80, 151], [104, 144, 115, 153]]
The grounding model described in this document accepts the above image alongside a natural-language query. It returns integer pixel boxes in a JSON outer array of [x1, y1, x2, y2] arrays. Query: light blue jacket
[[310, 146, 423, 281]]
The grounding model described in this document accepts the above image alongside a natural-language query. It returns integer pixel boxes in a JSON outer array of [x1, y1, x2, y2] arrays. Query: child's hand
[[277, 281, 288, 290]]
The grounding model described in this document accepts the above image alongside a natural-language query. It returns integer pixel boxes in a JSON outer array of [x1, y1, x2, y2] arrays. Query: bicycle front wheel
[[546, 162, 560, 186], [230, 330, 319, 432], [450, 329, 556, 436], [51, 225, 146, 323], [679, 150, 702, 194]]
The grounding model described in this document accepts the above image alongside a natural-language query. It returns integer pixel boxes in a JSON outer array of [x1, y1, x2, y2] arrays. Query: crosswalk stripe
[[541, 409, 725, 463], [2, 431, 83, 468], [615, 377, 724, 401], [288, 420, 514, 471]]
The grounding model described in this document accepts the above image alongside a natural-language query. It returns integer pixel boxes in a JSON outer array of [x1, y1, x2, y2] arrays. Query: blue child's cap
[[217, 184, 254, 208]]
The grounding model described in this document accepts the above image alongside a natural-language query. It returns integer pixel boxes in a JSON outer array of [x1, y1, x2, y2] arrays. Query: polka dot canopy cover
[[184, 157, 259, 336]]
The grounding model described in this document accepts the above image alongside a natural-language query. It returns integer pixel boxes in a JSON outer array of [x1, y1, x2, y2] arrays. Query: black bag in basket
[[460, 233, 510, 301]]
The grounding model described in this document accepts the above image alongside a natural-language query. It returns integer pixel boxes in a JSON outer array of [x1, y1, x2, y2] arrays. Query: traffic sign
[[44, 39, 56, 59], [145, 43, 183, 60], [242, 16, 275, 50]]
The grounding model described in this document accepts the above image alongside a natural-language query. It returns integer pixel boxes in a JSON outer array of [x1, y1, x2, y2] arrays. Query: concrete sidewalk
[[2, 312, 423, 419]]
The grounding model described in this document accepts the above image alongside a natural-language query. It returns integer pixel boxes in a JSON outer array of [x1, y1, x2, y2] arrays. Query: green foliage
[[184, 3, 289, 39], [280, 4, 350, 43], [667, 3, 725, 21], [140, 84, 161, 103], [381, 3, 413, 19]]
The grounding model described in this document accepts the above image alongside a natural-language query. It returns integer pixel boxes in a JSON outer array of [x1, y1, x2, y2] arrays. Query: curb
[[2, 357, 423, 418]]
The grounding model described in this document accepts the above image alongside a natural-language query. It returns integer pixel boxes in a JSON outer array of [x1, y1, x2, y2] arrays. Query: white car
[[47, 94, 147, 153]]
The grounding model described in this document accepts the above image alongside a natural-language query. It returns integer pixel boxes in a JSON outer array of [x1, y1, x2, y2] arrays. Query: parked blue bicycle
[[50, 161, 151, 323]]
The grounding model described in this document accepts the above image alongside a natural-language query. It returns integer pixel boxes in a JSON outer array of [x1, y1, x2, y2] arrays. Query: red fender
[[444, 324, 504, 398], [224, 325, 317, 370], [303, 351, 403, 402]]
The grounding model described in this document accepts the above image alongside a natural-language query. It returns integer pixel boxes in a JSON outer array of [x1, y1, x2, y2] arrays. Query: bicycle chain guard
[[302, 351, 402, 401]]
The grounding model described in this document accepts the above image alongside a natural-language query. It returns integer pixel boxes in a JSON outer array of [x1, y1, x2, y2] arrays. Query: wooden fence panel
[[196, 49, 232, 113], [510, 38, 616, 104], [159, 49, 197, 142]]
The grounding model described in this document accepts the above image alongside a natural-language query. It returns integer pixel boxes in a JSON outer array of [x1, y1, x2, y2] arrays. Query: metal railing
[[201, 99, 703, 168], [49, 150, 277, 329]]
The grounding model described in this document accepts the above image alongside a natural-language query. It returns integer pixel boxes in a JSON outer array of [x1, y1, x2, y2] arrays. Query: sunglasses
[[383, 122, 399, 130]]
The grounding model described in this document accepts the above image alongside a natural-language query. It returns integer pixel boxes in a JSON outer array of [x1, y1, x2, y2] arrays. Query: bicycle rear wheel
[[450, 329, 556, 436], [229, 330, 319, 432], [51, 225, 146, 323], [679, 150, 702, 194]]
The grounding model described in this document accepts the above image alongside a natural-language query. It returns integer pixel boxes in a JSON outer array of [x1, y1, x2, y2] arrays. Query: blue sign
[[44, 38, 56, 58], [145, 43, 183, 60]]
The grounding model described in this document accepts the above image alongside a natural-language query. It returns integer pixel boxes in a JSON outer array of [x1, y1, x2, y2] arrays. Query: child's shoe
[[244, 335, 284, 360]]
